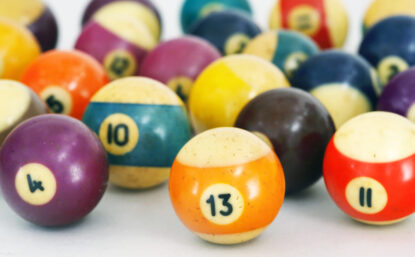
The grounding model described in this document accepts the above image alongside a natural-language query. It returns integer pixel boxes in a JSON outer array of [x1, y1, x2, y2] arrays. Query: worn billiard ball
[[243, 30, 319, 80], [20, 50, 109, 120], [0, 114, 108, 226], [269, 0, 349, 49], [378, 68, 415, 122], [0, 19, 40, 80], [0, 80, 46, 145], [291, 50, 380, 128], [324, 112, 415, 225], [359, 16, 415, 86], [140, 36, 221, 103], [235, 88, 335, 194], [82, 0, 162, 38], [188, 10, 261, 56], [180, 0, 252, 33], [0, 0, 58, 52], [169, 127, 285, 244], [83, 77, 192, 189], [363, 0, 415, 32], [76, 3, 159, 80], [189, 55, 290, 133]]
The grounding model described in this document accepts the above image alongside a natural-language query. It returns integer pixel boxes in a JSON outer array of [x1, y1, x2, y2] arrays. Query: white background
[[1, 0, 414, 256]]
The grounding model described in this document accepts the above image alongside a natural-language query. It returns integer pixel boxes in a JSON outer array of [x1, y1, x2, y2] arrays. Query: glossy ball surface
[[0, 19, 40, 80], [140, 36, 220, 103], [76, 2, 159, 80], [21, 50, 109, 120], [244, 30, 319, 80], [291, 50, 379, 128], [0, 114, 109, 226], [180, 0, 252, 33], [269, 0, 348, 49], [82, 0, 162, 37], [378, 68, 415, 122], [169, 127, 285, 244], [363, 0, 415, 31], [0, 0, 58, 52], [189, 10, 261, 56], [189, 55, 290, 133], [83, 77, 192, 189], [0, 80, 46, 145], [235, 88, 335, 194], [324, 112, 415, 225], [359, 16, 415, 86]]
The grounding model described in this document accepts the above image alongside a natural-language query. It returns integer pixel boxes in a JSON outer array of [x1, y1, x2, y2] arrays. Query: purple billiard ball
[[378, 68, 415, 122], [140, 36, 221, 102], [0, 114, 109, 226]]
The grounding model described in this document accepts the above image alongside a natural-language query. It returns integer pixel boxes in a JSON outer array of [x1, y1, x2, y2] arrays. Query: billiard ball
[[82, 0, 162, 38], [243, 30, 319, 79], [0, 114, 108, 226], [188, 10, 261, 56], [189, 55, 290, 133], [0, 19, 40, 80], [363, 0, 415, 32], [291, 50, 380, 128], [140, 36, 221, 103], [235, 88, 335, 194], [359, 16, 415, 86], [83, 77, 192, 189], [323, 112, 415, 225], [0, 0, 58, 52], [169, 127, 285, 244], [180, 0, 252, 33], [378, 68, 415, 122], [0, 80, 46, 145], [75, 3, 159, 80], [269, 0, 349, 49], [20, 50, 109, 120]]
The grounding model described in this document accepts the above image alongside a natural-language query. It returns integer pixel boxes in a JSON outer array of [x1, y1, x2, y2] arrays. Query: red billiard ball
[[324, 112, 415, 225]]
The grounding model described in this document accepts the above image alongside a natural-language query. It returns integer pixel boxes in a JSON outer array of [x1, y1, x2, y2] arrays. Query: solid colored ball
[[359, 16, 415, 86], [189, 55, 290, 133], [363, 0, 415, 31], [243, 30, 319, 80], [75, 3, 158, 81], [188, 10, 261, 56], [0, 19, 41, 80], [291, 50, 380, 128], [0, 80, 46, 145], [20, 50, 109, 120], [378, 68, 415, 122], [82, 0, 162, 38], [169, 127, 285, 244], [323, 112, 415, 225], [269, 0, 348, 49], [140, 36, 221, 103], [235, 88, 335, 194], [0, 114, 109, 226], [180, 0, 252, 33], [83, 77, 192, 189], [0, 0, 58, 52]]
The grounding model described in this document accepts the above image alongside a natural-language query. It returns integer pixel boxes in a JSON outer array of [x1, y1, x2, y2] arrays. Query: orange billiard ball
[[21, 50, 109, 120], [169, 127, 285, 244], [324, 112, 415, 225]]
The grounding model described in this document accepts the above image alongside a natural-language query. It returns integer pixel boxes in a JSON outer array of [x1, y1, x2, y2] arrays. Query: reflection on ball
[[83, 77, 192, 189], [169, 127, 285, 244], [189, 55, 290, 133], [324, 112, 415, 225]]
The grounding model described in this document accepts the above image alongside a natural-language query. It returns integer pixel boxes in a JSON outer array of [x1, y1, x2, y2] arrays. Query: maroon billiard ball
[[0, 115, 109, 226], [140, 36, 221, 103]]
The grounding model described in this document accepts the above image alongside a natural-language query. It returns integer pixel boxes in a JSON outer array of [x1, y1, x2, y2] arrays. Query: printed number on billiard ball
[[40, 87, 72, 114], [104, 50, 137, 80], [289, 6, 320, 35], [346, 177, 387, 214]]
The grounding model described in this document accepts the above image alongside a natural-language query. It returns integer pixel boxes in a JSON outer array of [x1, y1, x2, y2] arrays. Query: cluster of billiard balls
[[1, 0, 415, 246]]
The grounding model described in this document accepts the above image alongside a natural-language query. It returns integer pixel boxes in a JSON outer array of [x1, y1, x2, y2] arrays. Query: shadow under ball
[[235, 88, 335, 194]]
